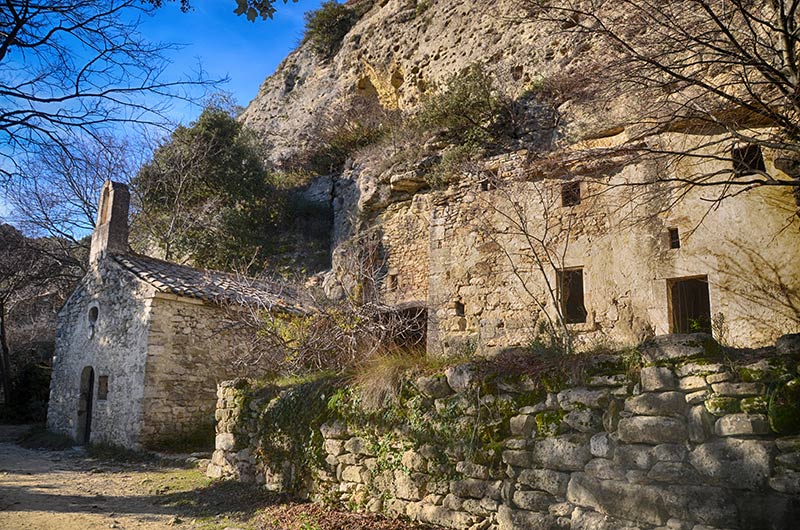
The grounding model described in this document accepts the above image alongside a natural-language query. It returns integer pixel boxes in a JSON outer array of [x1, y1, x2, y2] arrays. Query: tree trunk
[[0, 301, 13, 405]]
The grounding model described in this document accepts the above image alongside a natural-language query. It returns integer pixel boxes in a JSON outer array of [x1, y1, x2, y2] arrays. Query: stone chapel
[[46, 181, 305, 449]]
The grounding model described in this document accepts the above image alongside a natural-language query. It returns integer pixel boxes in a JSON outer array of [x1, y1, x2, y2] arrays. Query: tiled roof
[[112, 253, 308, 314]]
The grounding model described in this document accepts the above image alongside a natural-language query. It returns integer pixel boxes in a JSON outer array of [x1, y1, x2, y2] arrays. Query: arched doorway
[[76, 366, 95, 444]]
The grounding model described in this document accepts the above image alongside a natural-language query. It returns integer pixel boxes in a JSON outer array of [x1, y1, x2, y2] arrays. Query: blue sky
[[139, 0, 324, 123], [0, 0, 324, 225]]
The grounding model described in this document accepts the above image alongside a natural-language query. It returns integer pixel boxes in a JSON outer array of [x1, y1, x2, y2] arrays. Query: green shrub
[[415, 64, 513, 148], [132, 101, 333, 275], [304, 1, 358, 60], [424, 143, 483, 189]]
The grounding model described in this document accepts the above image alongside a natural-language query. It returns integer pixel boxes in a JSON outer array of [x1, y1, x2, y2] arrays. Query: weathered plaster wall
[[47, 260, 155, 448], [424, 149, 800, 356], [210, 334, 800, 530], [139, 295, 264, 447]]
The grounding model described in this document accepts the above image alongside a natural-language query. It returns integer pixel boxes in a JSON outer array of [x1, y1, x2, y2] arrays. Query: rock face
[[239, 0, 800, 354], [211, 340, 800, 529], [240, 0, 606, 166]]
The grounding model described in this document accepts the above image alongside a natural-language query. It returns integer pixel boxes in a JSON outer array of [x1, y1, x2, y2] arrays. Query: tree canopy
[[132, 103, 332, 273], [131, 103, 273, 268]]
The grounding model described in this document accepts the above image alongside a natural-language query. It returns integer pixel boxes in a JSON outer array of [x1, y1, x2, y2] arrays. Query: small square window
[[668, 228, 680, 249], [561, 181, 581, 206], [455, 300, 465, 317], [557, 268, 587, 324], [732, 144, 765, 177], [97, 375, 109, 400]]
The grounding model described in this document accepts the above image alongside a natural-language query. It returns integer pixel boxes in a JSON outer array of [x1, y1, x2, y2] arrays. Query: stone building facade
[[338, 139, 800, 356], [46, 181, 303, 449]]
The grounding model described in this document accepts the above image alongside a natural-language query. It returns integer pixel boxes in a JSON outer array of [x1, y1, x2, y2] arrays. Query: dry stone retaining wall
[[209, 334, 800, 530]]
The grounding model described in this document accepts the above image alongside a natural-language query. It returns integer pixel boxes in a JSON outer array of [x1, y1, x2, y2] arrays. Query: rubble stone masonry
[[209, 334, 800, 530]]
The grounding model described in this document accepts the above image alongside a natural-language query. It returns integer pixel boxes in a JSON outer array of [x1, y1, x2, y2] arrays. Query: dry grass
[[350, 349, 426, 411], [348, 346, 476, 411]]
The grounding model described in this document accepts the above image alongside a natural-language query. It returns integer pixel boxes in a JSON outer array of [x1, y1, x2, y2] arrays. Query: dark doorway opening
[[76, 366, 95, 444], [380, 304, 428, 351], [558, 268, 587, 324], [669, 276, 711, 334], [394, 305, 428, 350]]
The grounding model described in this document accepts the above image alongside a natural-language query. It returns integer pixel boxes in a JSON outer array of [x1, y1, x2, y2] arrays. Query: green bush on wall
[[304, 1, 359, 60]]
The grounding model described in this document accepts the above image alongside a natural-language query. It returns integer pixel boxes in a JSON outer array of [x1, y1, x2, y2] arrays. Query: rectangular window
[[558, 268, 587, 324], [732, 144, 765, 177], [668, 227, 681, 249], [561, 181, 581, 206], [455, 300, 465, 317], [97, 375, 109, 400]]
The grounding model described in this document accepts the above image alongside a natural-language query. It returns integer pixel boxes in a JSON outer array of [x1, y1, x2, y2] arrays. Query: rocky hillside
[[240, 0, 639, 294], [241, 0, 617, 167]]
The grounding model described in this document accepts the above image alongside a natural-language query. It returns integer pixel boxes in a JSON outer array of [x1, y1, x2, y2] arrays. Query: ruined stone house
[[349, 138, 800, 356], [46, 181, 305, 449]]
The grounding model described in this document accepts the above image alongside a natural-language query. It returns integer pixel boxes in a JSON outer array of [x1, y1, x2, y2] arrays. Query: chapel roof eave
[[110, 252, 308, 315]]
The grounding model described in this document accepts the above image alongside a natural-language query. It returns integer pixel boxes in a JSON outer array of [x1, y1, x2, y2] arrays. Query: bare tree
[[216, 231, 426, 377], [0, 224, 78, 404], [524, 0, 800, 204], [0, 0, 221, 184], [6, 134, 145, 271]]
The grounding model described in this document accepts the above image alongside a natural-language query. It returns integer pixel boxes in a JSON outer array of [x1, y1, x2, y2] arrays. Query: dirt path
[[0, 425, 223, 530], [0, 425, 433, 530]]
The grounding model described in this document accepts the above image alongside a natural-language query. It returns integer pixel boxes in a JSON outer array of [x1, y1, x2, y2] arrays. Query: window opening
[[455, 300, 465, 317], [97, 376, 109, 400], [668, 228, 681, 249], [561, 181, 581, 206], [557, 268, 587, 324], [732, 144, 765, 177]]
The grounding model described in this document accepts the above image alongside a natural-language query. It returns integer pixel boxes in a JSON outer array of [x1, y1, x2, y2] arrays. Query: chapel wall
[[138, 296, 265, 447], [47, 260, 154, 448]]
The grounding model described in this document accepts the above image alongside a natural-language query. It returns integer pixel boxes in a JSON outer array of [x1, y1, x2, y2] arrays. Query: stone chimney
[[90, 181, 130, 264]]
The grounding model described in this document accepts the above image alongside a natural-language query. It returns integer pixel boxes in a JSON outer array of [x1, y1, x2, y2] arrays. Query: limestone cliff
[[239, 0, 800, 352], [240, 0, 617, 286], [240, 0, 613, 166]]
